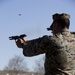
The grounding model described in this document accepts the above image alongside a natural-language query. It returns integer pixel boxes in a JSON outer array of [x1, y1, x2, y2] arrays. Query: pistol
[[9, 34, 26, 40]]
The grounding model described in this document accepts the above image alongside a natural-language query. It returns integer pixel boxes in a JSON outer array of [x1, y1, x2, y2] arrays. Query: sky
[[0, 0, 75, 71]]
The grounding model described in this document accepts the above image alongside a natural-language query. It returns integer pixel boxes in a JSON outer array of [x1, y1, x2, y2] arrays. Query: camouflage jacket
[[23, 31, 75, 75]]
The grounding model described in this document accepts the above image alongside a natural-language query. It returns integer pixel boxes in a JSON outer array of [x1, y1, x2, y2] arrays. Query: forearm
[[23, 43, 45, 57], [22, 36, 49, 57]]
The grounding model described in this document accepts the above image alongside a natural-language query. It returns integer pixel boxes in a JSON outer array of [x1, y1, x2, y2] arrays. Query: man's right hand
[[16, 38, 25, 48]]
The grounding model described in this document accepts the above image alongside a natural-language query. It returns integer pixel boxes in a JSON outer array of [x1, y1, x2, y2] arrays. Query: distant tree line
[[4, 55, 28, 74], [3, 55, 45, 74], [34, 56, 45, 73]]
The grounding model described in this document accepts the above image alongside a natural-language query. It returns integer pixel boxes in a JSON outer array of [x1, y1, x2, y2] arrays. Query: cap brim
[[47, 28, 51, 31], [47, 22, 53, 31]]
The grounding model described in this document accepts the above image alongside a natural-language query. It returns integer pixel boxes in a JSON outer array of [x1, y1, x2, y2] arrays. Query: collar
[[61, 28, 69, 32], [53, 29, 71, 36], [61, 29, 71, 36]]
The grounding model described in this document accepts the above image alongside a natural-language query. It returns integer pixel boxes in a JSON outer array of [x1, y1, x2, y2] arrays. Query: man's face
[[52, 22, 61, 34]]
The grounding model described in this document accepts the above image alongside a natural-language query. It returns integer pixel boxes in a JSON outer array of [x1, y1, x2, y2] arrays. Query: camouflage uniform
[[23, 14, 75, 75]]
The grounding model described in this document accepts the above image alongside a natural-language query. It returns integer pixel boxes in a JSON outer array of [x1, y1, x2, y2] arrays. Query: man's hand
[[16, 38, 25, 48]]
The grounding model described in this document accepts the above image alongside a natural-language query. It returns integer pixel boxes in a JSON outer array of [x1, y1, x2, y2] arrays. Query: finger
[[16, 41, 22, 48], [21, 38, 26, 43]]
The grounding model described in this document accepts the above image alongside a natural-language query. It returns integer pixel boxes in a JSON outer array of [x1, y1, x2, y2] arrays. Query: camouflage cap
[[47, 13, 70, 31], [53, 13, 70, 21]]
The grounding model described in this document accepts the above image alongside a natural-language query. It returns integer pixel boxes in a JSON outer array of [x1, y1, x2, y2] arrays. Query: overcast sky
[[0, 0, 75, 71]]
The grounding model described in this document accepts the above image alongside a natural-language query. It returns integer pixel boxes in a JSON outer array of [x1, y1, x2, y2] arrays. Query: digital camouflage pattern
[[23, 30, 75, 75]]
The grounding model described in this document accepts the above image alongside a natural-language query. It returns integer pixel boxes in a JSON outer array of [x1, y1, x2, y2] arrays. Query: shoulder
[[30, 35, 51, 43], [42, 35, 54, 40], [42, 35, 51, 38], [71, 32, 75, 34], [36, 35, 53, 43], [70, 32, 75, 38], [40, 35, 52, 41]]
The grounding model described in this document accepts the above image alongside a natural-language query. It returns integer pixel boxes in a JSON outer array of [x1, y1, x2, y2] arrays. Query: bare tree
[[34, 55, 45, 73], [4, 55, 28, 74]]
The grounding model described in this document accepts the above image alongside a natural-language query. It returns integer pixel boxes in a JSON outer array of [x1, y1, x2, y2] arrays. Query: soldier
[[16, 13, 75, 75]]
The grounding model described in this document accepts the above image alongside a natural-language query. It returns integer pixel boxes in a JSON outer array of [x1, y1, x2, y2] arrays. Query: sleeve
[[23, 35, 51, 57]]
